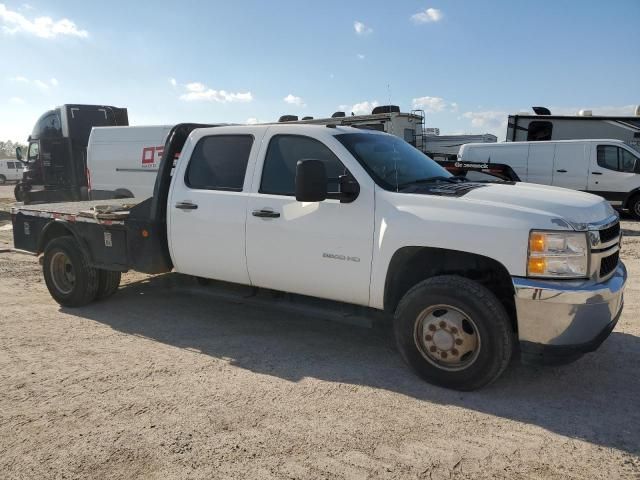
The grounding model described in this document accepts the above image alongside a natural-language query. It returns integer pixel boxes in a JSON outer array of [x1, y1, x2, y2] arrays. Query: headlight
[[527, 231, 588, 278]]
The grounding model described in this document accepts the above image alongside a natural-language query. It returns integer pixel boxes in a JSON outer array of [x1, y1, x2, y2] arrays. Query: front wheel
[[0, 175, 6, 185], [394, 275, 514, 391], [43, 236, 99, 307], [628, 194, 640, 220]]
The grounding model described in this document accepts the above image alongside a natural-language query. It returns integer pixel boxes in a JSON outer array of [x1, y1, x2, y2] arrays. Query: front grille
[[599, 250, 619, 278], [598, 222, 620, 243]]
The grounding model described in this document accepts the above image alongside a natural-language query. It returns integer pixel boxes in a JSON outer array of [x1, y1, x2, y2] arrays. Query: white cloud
[[9, 97, 25, 104], [179, 81, 253, 103], [357, 53, 365, 60], [411, 8, 443, 24], [462, 110, 508, 138], [354, 20, 372, 35], [412, 96, 448, 113], [168, 77, 177, 87], [9, 75, 57, 89], [351, 100, 379, 115], [283, 94, 305, 107], [0, 3, 89, 38]]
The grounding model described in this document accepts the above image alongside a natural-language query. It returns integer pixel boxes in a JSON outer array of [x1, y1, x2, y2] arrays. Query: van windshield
[[335, 132, 452, 191]]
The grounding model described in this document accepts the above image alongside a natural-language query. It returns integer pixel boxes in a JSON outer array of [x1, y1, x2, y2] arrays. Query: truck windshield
[[335, 132, 452, 191]]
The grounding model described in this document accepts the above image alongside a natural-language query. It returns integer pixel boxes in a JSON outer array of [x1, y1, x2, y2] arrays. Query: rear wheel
[[96, 269, 121, 300], [394, 275, 514, 391], [43, 236, 98, 307], [0, 175, 6, 185], [628, 194, 640, 220]]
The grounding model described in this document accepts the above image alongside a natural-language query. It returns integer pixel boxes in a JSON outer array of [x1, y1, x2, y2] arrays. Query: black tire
[[14, 183, 23, 202], [628, 194, 640, 220], [96, 269, 121, 300], [394, 275, 514, 391], [42, 236, 99, 307], [0, 175, 6, 185]]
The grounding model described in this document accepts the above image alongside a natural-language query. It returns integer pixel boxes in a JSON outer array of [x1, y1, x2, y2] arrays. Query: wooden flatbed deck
[[11, 198, 144, 225]]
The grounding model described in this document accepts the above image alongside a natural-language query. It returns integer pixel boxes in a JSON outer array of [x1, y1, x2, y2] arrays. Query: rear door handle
[[252, 209, 280, 218], [175, 201, 198, 210], [556, 169, 567, 173], [591, 171, 603, 175]]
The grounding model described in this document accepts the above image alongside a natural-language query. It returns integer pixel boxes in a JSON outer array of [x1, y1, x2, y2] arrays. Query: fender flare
[[114, 188, 134, 199], [623, 187, 640, 209], [37, 219, 92, 260]]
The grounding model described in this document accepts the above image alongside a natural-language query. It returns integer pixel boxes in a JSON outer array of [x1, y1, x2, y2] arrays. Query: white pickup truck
[[11, 123, 627, 390]]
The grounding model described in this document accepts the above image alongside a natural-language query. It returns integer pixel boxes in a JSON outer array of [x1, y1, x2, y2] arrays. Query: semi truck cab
[[15, 104, 128, 203]]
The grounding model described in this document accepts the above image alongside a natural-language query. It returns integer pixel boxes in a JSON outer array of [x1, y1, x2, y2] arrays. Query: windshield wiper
[[397, 176, 464, 190]]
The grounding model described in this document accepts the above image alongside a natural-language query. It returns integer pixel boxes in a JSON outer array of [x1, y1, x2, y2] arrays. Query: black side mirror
[[15, 147, 23, 162], [296, 159, 327, 202]]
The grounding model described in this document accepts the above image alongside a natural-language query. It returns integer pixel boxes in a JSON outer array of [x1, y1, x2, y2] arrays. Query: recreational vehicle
[[506, 106, 640, 148]]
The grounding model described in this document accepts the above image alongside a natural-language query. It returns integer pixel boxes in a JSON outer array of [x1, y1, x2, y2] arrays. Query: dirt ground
[[0, 183, 639, 479]]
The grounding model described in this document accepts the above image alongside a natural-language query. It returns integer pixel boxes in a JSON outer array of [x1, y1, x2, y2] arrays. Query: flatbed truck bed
[[11, 198, 142, 225]]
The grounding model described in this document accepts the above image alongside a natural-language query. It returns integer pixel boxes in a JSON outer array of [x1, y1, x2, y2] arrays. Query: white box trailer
[[459, 139, 640, 218], [87, 125, 173, 200], [423, 133, 497, 161]]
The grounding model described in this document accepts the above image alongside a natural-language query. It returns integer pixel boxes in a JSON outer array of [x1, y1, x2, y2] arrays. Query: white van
[[87, 125, 173, 199], [458, 139, 640, 218], [0, 158, 24, 184]]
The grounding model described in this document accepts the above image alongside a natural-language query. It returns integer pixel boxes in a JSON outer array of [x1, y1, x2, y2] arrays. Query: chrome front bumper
[[512, 262, 627, 364]]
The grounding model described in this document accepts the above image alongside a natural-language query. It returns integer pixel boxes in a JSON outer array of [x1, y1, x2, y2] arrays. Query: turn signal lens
[[529, 233, 546, 253], [527, 231, 588, 278], [528, 257, 546, 275]]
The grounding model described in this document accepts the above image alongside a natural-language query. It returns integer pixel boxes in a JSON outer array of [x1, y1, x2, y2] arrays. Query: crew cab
[[11, 124, 627, 390]]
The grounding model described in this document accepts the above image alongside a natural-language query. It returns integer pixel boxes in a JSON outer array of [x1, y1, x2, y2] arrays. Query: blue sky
[[1, 0, 639, 143]]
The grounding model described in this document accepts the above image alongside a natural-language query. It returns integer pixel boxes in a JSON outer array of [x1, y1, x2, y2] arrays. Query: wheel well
[[384, 247, 517, 330], [624, 190, 640, 208], [37, 222, 76, 254], [114, 188, 134, 199]]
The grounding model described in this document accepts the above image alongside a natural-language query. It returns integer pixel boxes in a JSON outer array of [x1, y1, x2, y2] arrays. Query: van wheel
[[394, 275, 513, 391], [14, 183, 24, 201], [96, 269, 121, 300], [629, 195, 640, 220], [0, 175, 6, 185], [43, 236, 99, 307]]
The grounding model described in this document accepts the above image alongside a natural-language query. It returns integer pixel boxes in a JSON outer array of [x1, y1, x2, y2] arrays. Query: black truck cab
[[16, 104, 128, 203]]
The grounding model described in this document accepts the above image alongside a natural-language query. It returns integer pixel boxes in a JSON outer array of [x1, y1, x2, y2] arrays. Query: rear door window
[[185, 135, 253, 191]]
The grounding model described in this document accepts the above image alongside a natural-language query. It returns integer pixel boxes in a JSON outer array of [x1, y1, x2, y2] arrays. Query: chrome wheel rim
[[50, 251, 75, 295], [414, 304, 481, 371], [634, 201, 640, 217]]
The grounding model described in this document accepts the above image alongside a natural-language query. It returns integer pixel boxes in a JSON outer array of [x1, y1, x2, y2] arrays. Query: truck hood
[[461, 182, 616, 226]]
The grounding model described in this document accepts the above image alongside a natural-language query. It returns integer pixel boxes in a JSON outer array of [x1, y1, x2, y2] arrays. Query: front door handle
[[556, 169, 567, 173], [591, 171, 603, 175], [252, 209, 280, 218], [175, 201, 198, 210]]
